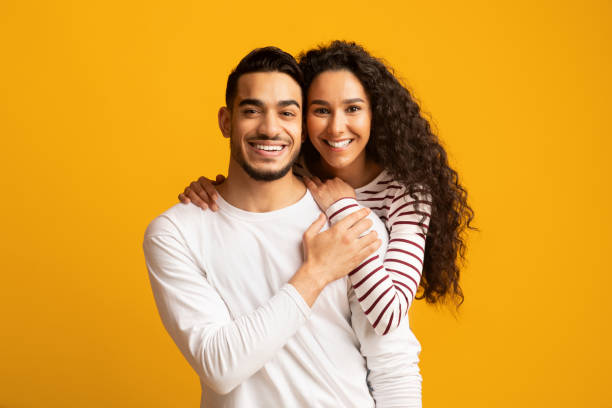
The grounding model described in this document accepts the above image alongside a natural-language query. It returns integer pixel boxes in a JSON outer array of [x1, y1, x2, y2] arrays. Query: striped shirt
[[295, 162, 431, 335]]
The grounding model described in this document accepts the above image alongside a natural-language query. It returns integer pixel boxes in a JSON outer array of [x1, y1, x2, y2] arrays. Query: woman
[[180, 41, 474, 335]]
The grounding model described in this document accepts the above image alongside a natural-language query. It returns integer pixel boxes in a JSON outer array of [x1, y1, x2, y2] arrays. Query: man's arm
[[144, 217, 311, 395]]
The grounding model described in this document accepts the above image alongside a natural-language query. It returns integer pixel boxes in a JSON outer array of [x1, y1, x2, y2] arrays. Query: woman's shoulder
[[355, 170, 406, 200], [356, 171, 432, 219]]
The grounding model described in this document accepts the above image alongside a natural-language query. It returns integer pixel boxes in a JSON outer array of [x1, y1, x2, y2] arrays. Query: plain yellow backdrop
[[1, 0, 610, 406]]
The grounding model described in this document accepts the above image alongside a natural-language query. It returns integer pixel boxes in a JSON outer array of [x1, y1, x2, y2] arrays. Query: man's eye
[[243, 109, 259, 115], [347, 105, 361, 113], [281, 111, 296, 117]]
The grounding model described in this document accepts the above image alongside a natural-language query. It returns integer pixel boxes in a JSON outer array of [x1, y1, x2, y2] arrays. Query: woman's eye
[[314, 107, 330, 114], [347, 105, 361, 113]]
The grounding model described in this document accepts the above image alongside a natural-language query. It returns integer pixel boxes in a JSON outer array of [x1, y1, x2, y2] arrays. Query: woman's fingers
[[213, 174, 226, 185], [178, 192, 190, 204], [303, 176, 315, 189], [186, 186, 209, 210], [198, 177, 219, 211]]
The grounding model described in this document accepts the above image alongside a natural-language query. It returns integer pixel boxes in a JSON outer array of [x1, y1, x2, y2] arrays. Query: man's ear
[[218, 106, 231, 138]]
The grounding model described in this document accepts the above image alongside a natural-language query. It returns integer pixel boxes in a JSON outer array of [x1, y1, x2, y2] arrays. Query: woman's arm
[[306, 177, 431, 335]]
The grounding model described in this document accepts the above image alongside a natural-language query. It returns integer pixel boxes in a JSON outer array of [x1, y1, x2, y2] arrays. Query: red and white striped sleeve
[[325, 186, 431, 335]]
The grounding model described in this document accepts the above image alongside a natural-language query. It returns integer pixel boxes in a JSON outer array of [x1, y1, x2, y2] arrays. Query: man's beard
[[230, 134, 300, 182]]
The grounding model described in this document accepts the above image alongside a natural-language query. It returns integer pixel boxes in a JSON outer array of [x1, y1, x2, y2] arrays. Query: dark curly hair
[[298, 40, 475, 306]]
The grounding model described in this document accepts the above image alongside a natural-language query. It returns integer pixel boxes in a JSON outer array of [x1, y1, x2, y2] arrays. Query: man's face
[[220, 72, 303, 181]]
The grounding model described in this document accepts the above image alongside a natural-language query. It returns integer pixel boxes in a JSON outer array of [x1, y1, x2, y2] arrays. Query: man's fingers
[[349, 217, 374, 238], [304, 213, 326, 239], [357, 230, 379, 247], [335, 207, 370, 230], [357, 237, 382, 260]]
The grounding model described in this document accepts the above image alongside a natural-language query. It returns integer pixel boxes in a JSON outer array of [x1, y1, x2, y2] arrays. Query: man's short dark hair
[[225, 47, 304, 108]]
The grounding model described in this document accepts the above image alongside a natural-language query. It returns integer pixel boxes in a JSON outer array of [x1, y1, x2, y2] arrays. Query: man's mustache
[[246, 135, 292, 144]]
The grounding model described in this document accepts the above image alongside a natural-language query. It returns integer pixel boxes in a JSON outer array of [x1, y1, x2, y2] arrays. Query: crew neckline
[[215, 189, 313, 221], [354, 170, 390, 194]]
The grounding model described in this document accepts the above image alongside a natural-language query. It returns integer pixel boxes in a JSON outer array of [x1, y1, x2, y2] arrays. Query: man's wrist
[[289, 262, 327, 307]]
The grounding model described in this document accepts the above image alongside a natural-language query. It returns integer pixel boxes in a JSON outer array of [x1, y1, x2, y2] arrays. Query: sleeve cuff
[[326, 197, 361, 224], [282, 283, 312, 319]]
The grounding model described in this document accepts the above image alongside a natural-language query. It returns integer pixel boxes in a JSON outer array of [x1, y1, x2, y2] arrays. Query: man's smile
[[247, 139, 290, 157]]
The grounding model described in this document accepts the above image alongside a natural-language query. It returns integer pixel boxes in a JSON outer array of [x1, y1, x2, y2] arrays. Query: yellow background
[[1, 0, 610, 406]]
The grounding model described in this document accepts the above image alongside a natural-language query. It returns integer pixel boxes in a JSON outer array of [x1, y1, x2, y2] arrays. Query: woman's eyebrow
[[309, 99, 329, 106], [309, 98, 366, 106]]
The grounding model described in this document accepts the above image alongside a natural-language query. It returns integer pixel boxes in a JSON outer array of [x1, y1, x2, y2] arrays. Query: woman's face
[[306, 70, 372, 171]]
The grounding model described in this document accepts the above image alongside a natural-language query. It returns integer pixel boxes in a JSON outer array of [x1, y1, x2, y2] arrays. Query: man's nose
[[258, 112, 282, 137]]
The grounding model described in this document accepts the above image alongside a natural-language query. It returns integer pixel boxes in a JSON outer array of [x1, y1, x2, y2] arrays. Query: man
[[143, 47, 422, 407]]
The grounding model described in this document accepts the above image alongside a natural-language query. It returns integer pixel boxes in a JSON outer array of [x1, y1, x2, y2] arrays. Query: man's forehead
[[235, 72, 302, 106]]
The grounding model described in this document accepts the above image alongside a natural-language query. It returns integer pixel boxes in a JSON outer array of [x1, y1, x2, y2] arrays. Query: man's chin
[[241, 162, 294, 182]]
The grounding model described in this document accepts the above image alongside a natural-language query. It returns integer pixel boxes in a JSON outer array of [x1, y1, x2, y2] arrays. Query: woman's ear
[[218, 107, 231, 138]]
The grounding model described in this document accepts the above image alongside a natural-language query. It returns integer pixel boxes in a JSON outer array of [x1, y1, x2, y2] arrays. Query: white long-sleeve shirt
[[143, 190, 422, 407], [295, 162, 431, 335]]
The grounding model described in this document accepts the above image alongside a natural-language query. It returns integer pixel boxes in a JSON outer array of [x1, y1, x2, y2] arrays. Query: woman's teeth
[[254, 144, 284, 151], [326, 140, 352, 148]]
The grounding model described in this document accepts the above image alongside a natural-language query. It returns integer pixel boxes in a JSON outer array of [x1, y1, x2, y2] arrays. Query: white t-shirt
[[143, 189, 422, 407]]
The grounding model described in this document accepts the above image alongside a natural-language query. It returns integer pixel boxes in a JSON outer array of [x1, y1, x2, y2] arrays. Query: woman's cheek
[[307, 116, 326, 138]]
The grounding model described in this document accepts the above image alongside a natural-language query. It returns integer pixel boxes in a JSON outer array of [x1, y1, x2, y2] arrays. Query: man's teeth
[[326, 140, 351, 148], [255, 144, 284, 151]]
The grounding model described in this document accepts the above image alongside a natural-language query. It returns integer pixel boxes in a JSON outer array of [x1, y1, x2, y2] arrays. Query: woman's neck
[[312, 155, 383, 189]]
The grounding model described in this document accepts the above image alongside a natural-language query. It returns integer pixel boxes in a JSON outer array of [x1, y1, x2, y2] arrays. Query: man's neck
[[216, 161, 306, 213]]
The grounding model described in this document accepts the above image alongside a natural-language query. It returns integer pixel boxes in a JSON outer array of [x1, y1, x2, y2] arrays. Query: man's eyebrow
[[278, 100, 300, 109], [238, 98, 264, 107]]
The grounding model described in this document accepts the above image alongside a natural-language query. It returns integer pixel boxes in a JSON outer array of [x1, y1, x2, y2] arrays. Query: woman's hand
[[303, 176, 357, 212], [178, 174, 226, 211]]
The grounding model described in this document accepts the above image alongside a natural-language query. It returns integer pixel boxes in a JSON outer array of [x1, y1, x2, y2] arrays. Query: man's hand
[[304, 176, 357, 212], [289, 208, 381, 306]]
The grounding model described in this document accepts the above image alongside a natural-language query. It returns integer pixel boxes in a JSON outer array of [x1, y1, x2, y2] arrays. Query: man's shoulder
[[144, 203, 207, 239]]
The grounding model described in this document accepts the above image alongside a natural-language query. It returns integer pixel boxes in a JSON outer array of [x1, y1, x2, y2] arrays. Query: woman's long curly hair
[[298, 41, 475, 306]]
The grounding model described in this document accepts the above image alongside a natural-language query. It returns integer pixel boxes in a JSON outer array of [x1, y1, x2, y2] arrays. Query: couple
[[144, 41, 473, 407]]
